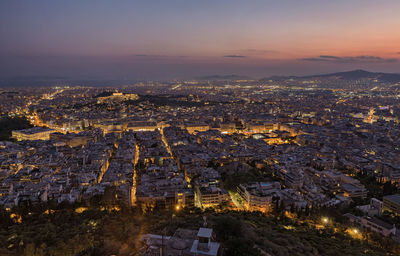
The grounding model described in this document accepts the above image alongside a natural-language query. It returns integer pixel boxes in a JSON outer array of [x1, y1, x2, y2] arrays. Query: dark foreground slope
[[1, 200, 398, 256]]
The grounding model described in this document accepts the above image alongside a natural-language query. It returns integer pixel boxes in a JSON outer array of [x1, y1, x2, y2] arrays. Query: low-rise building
[[237, 182, 280, 213], [344, 214, 397, 237], [197, 186, 228, 208], [185, 123, 210, 133], [127, 121, 158, 132], [360, 216, 396, 237], [383, 194, 400, 215], [341, 183, 367, 198], [12, 127, 55, 141], [356, 198, 383, 216], [140, 227, 221, 256]]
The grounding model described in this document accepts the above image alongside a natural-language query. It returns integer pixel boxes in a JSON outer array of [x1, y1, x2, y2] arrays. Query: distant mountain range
[[1, 70, 400, 87], [198, 70, 400, 84], [262, 70, 400, 83]]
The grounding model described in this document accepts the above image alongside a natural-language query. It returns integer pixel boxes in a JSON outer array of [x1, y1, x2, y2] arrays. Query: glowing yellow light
[[10, 213, 22, 223], [44, 209, 55, 214], [75, 207, 88, 213], [353, 229, 358, 234], [175, 205, 180, 211], [322, 217, 328, 224]]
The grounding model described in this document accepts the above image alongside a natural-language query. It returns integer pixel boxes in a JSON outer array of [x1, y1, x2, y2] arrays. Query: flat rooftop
[[384, 194, 400, 204], [14, 127, 54, 135], [197, 228, 212, 238]]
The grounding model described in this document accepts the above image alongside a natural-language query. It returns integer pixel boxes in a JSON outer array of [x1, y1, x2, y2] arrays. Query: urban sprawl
[[2, 75, 400, 255]]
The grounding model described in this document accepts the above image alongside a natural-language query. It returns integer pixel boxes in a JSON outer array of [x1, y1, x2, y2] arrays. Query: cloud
[[300, 55, 397, 63], [319, 55, 341, 60], [300, 57, 331, 62], [223, 55, 246, 58], [397, 52, 400, 55]]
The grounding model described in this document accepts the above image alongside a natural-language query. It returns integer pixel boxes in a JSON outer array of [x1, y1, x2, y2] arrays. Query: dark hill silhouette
[[261, 70, 400, 83]]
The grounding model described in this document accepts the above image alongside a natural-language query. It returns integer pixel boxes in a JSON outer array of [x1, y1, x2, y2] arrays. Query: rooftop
[[14, 127, 54, 135], [197, 228, 212, 238], [384, 194, 400, 204]]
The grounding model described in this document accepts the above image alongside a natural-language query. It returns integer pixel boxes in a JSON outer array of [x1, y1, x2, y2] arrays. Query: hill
[[261, 70, 400, 83], [304, 70, 400, 83]]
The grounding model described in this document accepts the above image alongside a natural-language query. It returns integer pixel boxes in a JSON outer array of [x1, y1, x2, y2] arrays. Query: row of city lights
[[322, 217, 359, 235]]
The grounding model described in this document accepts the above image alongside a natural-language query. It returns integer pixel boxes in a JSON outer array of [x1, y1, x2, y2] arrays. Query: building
[[190, 228, 220, 256], [219, 122, 236, 134], [137, 190, 194, 211], [341, 183, 367, 198], [50, 132, 94, 147], [237, 182, 281, 213], [344, 214, 397, 237], [383, 194, 400, 215], [94, 121, 124, 134], [97, 92, 138, 103], [285, 171, 304, 189], [12, 127, 55, 141], [197, 186, 229, 208], [185, 123, 210, 134], [126, 121, 158, 132], [140, 227, 221, 256], [356, 198, 383, 216], [360, 216, 396, 237], [246, 123, 267, 134]]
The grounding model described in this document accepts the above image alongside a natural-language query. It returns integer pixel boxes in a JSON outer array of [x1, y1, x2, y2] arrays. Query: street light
[[322, 217, 329, 224]]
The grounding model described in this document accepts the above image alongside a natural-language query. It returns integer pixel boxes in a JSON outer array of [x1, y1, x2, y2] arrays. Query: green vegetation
[[0, 116, 32, 141], [1, 198, 399, 256], [93, 91, 114, 98], [355, 172, 399, 200], [126, 95, 205, 108], [380, 211, 400, 228], [222, 165, 280, 191]]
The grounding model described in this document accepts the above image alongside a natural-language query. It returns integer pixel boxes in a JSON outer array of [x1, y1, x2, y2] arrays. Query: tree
[[0, 116, 33, 141], [23, 243, 36, 256]]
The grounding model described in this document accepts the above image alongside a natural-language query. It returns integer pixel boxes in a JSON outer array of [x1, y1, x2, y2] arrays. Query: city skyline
[[1, 0, 400, 80], [2, 2, 400, 254]]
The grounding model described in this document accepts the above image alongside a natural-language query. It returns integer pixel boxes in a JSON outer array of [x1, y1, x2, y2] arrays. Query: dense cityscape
[[0, 71, 400, 255], [2, 0, 400, 255]]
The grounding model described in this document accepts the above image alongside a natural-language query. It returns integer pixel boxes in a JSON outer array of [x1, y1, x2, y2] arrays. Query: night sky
[[1, 0, 399, 80]]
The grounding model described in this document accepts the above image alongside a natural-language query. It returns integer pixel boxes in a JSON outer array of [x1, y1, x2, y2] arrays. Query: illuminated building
[[341, 183, 367, 198], [126, 121, 158, 132], [12, 127, 56, 141], [50, 132, 94, 147], [97, 92, 139, 103], [196, 186, 228, 208], [185, 123, 210, 133], [237, 182, 280, 213], [219, 122, 236, 134]]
